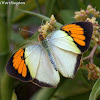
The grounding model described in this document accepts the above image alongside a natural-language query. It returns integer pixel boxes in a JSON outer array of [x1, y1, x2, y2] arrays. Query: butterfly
[[6, 22, 93, 88]]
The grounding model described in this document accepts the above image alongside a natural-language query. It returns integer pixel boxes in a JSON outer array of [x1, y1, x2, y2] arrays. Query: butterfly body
[[6, 22, 93, 87], [39, 37, 57, 71]]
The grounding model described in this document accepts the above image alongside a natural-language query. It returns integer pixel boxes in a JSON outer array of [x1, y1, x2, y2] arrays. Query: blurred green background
[[0, 0, 100, 100]]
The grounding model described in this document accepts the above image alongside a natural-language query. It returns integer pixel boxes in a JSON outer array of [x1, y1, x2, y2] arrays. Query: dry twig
[[82, 45, 98, 63]]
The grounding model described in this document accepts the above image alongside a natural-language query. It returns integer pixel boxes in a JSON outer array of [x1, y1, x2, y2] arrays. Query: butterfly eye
[[39, 34, 43, 38], [38, 34, 46, 41]]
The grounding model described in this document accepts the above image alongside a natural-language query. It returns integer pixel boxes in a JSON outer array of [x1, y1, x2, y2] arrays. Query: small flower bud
[[87, 5, 92, 10], [50, 15, 56, 25], [86, 10, 89, 13], [94, 11, 100, 17], [94, 37, 99, 42], [75, 11, 80, 15], [89, 8, 95, 14], [80, 10, 85, 14], [74, 15, 80, 20]]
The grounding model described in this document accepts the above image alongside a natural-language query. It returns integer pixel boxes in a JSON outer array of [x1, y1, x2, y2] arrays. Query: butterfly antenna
[[41, 17, 44, 26], [19, 28, 34, 34]]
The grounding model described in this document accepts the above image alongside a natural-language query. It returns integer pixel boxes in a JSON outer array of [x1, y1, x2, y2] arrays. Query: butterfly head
[[38, 33, 46, 41]]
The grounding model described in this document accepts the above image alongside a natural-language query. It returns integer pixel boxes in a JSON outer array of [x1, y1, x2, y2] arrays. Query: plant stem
[[1, 4, 15, 100], [82, 45, 98, 63], [1, 73, 14, 100], [18, 9, 63, 27], [0, 14, 9, 100]]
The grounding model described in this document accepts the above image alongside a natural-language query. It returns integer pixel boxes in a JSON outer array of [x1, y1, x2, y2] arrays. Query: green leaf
[[11, 31, 25, 45], [45, 0, 56, 17], [93, 56, 100, 67], [10, 31, 39, 49], [0, 0, 7, 17], [31, 88, 56, 100], [34, 0, 42, 14], [60, 10, 75, 24], [89, 78, 100, 100], [1, 73, 14, 100], [54, 69, 91, 99], [64, 91, 91, 100], [91, 0, 100, 11], [12, 0, 45, 23], [18, 9, 62, 27], [60, 0, 79, 10], [0, 17, 9, 55], [11, 90, 17, 100], [16, 16, 42, 26]]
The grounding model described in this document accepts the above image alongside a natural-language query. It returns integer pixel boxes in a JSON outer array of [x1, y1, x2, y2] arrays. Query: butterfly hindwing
[[50, 45, 82, 78], [61, 22, 93, 53], [24, 44, 60, 87], [33, 48, 60, 87]]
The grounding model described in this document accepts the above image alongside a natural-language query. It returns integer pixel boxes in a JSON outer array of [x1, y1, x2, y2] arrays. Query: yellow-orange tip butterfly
[[6, 22, 93, 87]]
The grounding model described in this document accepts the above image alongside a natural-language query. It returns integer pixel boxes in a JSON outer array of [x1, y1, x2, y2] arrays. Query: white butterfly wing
[[33, 48, 60, 87], [48, 30, 81, 54], [51, 45, 81, 78], [25, 43, 41, 78], [47, 30, 82, 78], [25, 43, 60, 87]]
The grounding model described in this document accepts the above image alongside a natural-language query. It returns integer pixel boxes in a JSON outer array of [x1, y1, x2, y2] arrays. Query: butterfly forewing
[[61, 22, 93, 52], [6, 42, 60, 87], [6, 48, 32, 82], [25, 44, 41, 78], [48, 30, 81, 54], [48, 22, 93, 78]]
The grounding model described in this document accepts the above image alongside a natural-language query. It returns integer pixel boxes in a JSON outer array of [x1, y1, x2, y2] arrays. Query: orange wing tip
[[61, 22, 93, 53], [74, 38, 85, 46], [73, 22, 93, 52], [22, 64, 27, 77], [18, 60, 24, 74], [12, 48, 28, 78], [61, 24, 84, 35], [71, 34, 85, 40], [6, 49, 32, 82], [13, 49, 24, 70], [13, 49, 23, 58]]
